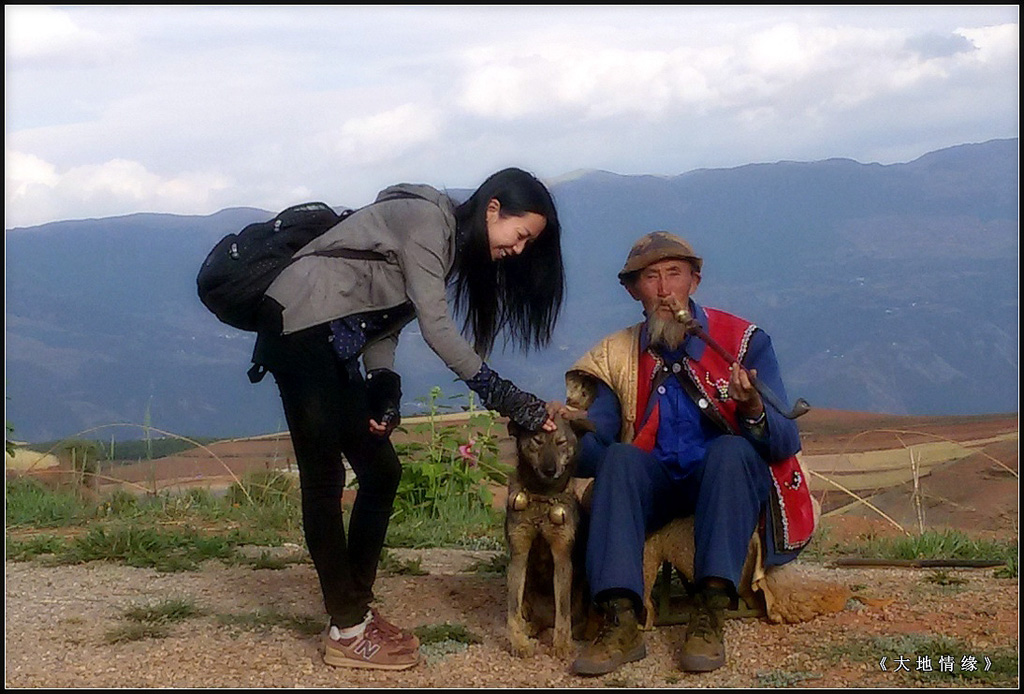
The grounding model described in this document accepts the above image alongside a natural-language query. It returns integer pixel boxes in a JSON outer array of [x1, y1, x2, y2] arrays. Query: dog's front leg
[[506, 543, 535, 657], [641, 541, 660, 631], [550, 538, 574, 659]]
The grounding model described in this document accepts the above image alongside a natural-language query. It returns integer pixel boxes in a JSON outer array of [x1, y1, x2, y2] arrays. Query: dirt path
[[5, 544, 1018, 688]]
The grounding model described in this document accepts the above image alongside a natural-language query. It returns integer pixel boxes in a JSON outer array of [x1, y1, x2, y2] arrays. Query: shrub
[[387, 388, 509, 546]]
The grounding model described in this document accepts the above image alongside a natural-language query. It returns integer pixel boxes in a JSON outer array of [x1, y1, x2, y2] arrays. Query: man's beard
[[647, 312, 689, 350]]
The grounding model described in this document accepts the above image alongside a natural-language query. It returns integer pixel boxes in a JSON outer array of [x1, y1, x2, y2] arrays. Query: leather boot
[[571, 597, 646, 676], [678, 589, 729, 672]]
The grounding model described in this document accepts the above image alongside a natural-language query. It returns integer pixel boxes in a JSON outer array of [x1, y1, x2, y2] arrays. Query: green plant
[[123, 597, 204, 624], [61, 524, 234, 572], [379, 549, 428, 575], [994, 554, 1017, 579], [226, 469, 299, 506], [5, 534, 66, 560], [246, 550, 291, 570], [104, 622, 170, 644], [5, 477, 96, 527], [387, 387, 509, 546], [923, 570, 967, 588], [412, 621, 484, 664], [104, 597, 203, 644], [103, 489, 142, 517], [413, 622, 482, 646], [6, 470, 306, 571], [850, 529, 1016, 567], [223, 470, 303, 543], [465, 551, 509, 575]]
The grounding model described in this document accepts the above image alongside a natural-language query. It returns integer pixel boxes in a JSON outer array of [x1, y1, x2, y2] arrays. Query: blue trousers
[[583, 435, 773, 605]]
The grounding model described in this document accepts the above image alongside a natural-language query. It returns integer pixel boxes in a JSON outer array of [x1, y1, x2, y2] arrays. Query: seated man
[[565, 231, 815, 676]]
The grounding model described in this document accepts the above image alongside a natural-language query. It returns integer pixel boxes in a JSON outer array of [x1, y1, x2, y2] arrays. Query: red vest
[[632, 308, 814, 553]]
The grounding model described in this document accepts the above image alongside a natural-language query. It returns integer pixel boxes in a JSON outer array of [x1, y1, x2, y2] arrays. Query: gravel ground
[[5, 548, 1018, 689]]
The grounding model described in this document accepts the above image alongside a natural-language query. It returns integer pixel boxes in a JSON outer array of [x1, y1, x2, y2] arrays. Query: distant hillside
[[5, 139, 1018, 442]]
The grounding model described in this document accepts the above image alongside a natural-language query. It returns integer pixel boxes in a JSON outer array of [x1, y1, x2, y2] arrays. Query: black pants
[[255, 324, 402, 627]]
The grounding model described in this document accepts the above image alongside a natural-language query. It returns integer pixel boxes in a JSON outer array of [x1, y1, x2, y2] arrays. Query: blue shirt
[[575, 302, 801, 478], [328, 304, 414, 362], [650, 343, 722, 480]]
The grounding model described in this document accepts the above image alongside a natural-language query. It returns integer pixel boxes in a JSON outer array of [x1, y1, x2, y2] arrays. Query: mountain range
[[5, 138, 1018, 443]]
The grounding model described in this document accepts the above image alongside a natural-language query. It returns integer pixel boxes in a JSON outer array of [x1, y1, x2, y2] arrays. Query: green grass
[[6, 472, 1016, 586], [846, 529, 1017, 577], [412, 622, 484, 665], [104, 622, 171, 644], [802, 524, 1018, 578], [123, 597, 204, 624], [5, 470, 307, 570], [7, 394, 511, 564], [412, 622, 483, 646], [243, 550, 296, 571], [62, 525, 235, 572], [6, 534, 67, 560], [385, 497, 504, 550], [103, 595, 322, 643], [5, 478, 96, 527], [465, 551, 509, 575], [855, 529, 1015, 563], [378, 549, 429, 576], [104, 597, 203, 644], [5, 469, 505, 570]]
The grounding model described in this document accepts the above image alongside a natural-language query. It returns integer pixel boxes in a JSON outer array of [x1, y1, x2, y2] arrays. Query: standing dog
[[505, 413, 594, 658]]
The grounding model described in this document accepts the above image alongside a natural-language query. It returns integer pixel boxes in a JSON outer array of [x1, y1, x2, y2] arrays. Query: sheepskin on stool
[[641, 511, 851, 629]]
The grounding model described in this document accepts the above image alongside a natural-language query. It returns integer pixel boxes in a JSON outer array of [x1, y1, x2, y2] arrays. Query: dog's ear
[[507, 419, 524, 438]]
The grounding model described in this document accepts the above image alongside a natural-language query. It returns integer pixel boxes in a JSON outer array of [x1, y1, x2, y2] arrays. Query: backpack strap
[[308, 190, 430, 262]]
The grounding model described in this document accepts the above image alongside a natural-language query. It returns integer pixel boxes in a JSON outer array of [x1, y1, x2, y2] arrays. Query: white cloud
[[455, 17, 1020, 132], [3, 6, 1018, 228], [5, 150, 60, 196], [5, 6, 85, 59], [5, 151, 234, 226], [332, 104, 444, 166], [957, 23, 1020, 64], [4, 5, 126, 65]]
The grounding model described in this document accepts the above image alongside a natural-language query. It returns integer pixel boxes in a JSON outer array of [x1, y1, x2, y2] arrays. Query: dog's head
[[508, 412, 595, 492]]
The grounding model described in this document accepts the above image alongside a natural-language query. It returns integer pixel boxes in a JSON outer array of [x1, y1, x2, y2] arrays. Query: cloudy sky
[[5, 5, 1019, 229]]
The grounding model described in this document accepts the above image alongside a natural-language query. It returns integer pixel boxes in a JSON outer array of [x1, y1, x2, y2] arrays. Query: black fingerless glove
[[466, 364, 547, 431], [366, 368, 402, 427]]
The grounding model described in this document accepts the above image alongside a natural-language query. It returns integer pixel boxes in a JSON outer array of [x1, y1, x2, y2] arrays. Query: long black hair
[[452, 168, 565, 358]]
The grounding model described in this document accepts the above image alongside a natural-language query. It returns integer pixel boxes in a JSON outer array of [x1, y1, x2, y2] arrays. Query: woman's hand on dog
[[537, 401, 568, 432]]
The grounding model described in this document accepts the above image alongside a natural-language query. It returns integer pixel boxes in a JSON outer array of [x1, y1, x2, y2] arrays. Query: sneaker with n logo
[[322, 621, 421, 670]]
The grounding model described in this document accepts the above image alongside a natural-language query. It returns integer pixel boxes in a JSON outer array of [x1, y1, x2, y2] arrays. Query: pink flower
[[457, 438, 478, 467]]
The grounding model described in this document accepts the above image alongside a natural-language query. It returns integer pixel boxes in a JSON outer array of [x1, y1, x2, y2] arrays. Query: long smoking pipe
[[672, 303, 811, 420]]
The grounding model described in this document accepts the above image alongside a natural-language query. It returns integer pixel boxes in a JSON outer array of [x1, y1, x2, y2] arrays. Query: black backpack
[[197, 191, 428, 333], [196, 202, 347, 332]]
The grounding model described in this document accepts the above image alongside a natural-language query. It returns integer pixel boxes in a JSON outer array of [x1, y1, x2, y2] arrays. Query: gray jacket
[[264, 183, 484, 380]]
